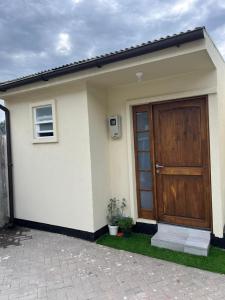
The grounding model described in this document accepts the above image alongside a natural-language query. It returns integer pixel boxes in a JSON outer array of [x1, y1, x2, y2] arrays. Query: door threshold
[[158, 221, 211, 232], [136, 218, 157, 225]]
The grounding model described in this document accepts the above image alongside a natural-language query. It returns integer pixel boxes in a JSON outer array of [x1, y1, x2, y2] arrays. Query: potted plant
[[118, 216, 133, 237], [107, 198, 126, 236]]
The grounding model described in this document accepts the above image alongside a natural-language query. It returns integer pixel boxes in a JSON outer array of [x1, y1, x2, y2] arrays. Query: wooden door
[[153, 97, 211, 229]]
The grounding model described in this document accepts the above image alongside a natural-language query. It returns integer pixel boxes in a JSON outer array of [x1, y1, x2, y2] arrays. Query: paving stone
[[0, 227, 224, 299]]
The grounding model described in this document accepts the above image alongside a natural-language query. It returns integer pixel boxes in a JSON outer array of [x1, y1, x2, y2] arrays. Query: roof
[[0, 27, 205, 92]]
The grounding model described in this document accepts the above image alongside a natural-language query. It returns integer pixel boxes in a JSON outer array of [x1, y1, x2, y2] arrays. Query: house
[[0, 27, 225, 250]]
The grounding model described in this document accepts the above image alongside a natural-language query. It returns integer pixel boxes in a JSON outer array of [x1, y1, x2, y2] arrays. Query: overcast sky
[[0, 0, 225, 120], [0, 0, 225, 83]]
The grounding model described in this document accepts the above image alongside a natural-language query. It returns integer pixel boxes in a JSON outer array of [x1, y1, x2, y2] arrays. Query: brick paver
[[0, 227, 225, 299]]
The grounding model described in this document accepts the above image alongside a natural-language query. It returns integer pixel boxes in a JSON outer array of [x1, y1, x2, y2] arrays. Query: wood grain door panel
[[158, 175, 205, 222], [156, 106, 202, 166], [153, 97, 211, 229]]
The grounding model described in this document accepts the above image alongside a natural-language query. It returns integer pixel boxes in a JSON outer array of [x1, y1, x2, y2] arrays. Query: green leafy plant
[[107, 198, 126, 226], [120, 198, 126, 215], [118, 216, 133, 237]]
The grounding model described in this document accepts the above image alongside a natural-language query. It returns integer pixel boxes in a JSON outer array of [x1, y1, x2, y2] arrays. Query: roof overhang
[[0, 27, 205, 93], [87, 49, 215, 88]]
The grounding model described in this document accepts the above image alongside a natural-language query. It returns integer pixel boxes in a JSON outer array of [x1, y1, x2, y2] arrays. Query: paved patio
[[0, 228, 225, 300]]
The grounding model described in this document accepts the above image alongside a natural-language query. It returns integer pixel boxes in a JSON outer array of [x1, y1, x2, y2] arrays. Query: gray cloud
[[0, 0, 224, 83]]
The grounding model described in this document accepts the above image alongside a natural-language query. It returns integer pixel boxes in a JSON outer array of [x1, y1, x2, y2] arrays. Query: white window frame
[[30, 100, 58, 144]]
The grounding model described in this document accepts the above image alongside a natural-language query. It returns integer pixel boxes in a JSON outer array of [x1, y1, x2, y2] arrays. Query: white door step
[[151, 224, 210, 256]]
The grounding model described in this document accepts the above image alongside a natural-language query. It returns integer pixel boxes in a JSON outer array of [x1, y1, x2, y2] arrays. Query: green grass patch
[[97, 233, 225, 274]]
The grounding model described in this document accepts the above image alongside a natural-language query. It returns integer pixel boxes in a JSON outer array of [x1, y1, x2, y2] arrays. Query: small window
[[34, 105, 53, 138], [31, 100, 57, 143]]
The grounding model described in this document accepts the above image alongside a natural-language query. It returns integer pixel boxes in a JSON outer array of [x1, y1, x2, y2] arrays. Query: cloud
[[56, 33, 72, 55], [97, 0, 120, 12], [171, 0, 197, 15], [217, 0, 225, 9], [86, 46, 97, 59], [218, 42, 225, 57], [11, 51, 47, 63], [0, 0, 224, 82], [141, 0, 198, 23], [210, 24, 225, 57]]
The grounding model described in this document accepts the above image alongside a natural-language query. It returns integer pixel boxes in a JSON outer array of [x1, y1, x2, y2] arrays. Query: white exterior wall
[[217, 69, 225, 232], [87, 85, 110, 231], [208, 93, 224, 236], [205, 32, 225, 237], [6, 83, 95, 232]]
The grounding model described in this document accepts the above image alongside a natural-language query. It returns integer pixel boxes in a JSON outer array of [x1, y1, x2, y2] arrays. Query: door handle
[[155, 163, 164, 169]]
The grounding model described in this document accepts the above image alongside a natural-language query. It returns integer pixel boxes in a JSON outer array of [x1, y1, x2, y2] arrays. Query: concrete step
[[151, 224, 211, 256], [184, 236, 210, 256], [157, 223, 210, 238]]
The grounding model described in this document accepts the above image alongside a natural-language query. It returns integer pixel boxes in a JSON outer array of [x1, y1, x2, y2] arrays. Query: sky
[[0, 0, 225, 120]]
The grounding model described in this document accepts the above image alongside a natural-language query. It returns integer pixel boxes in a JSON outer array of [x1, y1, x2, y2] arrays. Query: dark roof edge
[[0, 27, 205, 92]]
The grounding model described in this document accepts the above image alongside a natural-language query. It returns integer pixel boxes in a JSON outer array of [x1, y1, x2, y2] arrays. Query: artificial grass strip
[[96, 233, 225, 274]]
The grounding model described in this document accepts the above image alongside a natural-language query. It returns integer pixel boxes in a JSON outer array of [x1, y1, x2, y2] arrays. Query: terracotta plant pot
[[117, 232, 124, 237]]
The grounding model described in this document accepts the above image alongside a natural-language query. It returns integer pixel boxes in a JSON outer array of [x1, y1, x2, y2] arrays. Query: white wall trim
[[136, 218, 157, 225], [126, 87, 216, 106], [208, 94, 224, 237], [29, 99, 58, 144], [126, 103, 138, 222]]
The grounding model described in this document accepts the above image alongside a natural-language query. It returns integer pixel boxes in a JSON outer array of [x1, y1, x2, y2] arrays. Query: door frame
[[132, 95, 212, 229]]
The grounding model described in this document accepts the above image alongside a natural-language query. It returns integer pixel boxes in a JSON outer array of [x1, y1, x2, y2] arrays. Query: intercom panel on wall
[[108, 115, 121, 139]]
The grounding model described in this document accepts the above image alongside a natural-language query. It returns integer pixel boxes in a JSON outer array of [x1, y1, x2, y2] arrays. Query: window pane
[[36, 106, 52, 122], [138, 152, 151, 170], [139, 172, 152, 189], [39, 123, 53, 131], [39, 132, 54, 137], [137, 132, 150, 151], [140, 191, 153, 209], [136, 112, 148, 131]]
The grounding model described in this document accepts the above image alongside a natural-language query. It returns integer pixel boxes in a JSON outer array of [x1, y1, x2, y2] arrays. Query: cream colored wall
[[208, 93, 224, 236], [5, 81, 111, 233], [208, 78, 225, 237], [87, 85, 110, 231], [205, 32, 225, 237], [106, 69, 225, 237], [217, 69, 225, 234], [6, 83, 95, 232]]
